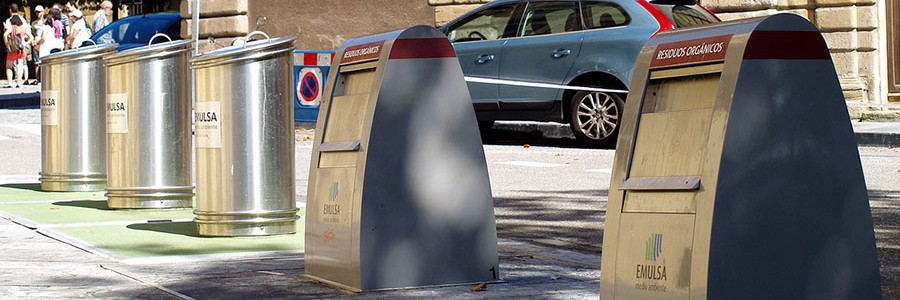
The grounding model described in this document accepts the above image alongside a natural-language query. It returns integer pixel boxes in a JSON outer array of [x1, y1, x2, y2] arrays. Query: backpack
[[6, 26, 24, 53]]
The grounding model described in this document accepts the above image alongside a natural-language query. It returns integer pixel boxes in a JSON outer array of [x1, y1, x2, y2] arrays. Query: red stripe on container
[[743, 31, 830, 60], [389, 38, 456, 59]]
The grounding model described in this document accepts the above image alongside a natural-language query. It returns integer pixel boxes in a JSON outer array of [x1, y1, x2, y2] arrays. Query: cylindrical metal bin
[[104, 39, 194, 209], [39, 44, 118, 192], [191, 34, 298, 236]]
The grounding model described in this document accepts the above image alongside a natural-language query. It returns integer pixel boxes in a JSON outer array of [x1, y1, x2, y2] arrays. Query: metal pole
[[193, 0, 200, 55], [191, 0, 201, 188]]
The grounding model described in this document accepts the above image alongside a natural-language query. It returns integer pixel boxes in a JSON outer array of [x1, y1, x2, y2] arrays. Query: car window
[[519, 2, 580, 37], [93, 17, 175, 44], [581, 1, 630, 29], [447, 4, 518, 43], [651, 4, 717, 28], [94, 21, 128, 44], [669, 5, 716, 27]]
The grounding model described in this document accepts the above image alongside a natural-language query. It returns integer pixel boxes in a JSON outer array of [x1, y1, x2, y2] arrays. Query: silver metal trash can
[[191, 32, 298, 236], [39, 44, 118, 192], [104, 37, 194, 209]]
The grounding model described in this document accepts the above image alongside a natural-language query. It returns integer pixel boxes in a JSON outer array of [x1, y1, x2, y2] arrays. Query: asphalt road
[[479, 121, 900, 298], [2, 107, 899, 297]]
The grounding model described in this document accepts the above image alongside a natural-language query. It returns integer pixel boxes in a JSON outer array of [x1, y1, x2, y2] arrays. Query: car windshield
[[651, 4, 717, 28], [92, 17, 174, 44]]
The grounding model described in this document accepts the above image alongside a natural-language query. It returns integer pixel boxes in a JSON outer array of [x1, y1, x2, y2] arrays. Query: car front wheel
[[568, 90, 624, 147]]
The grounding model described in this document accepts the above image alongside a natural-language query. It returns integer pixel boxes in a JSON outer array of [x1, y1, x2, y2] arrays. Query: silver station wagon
[[440, 0, 719, 146]]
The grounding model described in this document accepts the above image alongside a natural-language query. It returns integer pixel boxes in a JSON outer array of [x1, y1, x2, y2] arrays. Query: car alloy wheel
[[569, 90, 623, 145]]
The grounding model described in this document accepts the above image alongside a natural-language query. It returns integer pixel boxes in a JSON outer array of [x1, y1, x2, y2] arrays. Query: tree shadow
[[127, 221, 201, 238], [493, 189, 608, 255], [867, 189, 900, 299]]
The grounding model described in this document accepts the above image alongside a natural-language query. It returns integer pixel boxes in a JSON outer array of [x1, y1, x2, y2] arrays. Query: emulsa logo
[[637, 233, 666, 281], [196, 111, 218, 122], [107, 102, 125, 111]]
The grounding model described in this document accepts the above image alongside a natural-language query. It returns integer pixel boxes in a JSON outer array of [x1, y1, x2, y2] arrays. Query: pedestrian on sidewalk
[[51, 3, 69, 40], [66, 9, 90, 49], [40, 10, 65, 58], [92, 1, 111, 34], [4, 4, 32, 88], [31, 5, 47, 85]]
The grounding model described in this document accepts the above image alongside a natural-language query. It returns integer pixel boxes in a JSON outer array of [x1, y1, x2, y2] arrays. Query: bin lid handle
[[148, 33, 173, 46], [242, 31, 271, 48]]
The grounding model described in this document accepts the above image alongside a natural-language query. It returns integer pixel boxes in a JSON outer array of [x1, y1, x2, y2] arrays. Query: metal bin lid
[[40, 43, 119, 66], [191, 36, 296, 70], [105, 40, 193, 67]]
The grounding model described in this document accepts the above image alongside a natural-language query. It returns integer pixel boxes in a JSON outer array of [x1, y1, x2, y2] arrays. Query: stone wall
[[180, 0, 250, 53], [431, 0, 492, 26], [181, 0, 435, 53], [247, 0, 435, 51], [705, 0, 884, 109], [428, 0, 889, 110]]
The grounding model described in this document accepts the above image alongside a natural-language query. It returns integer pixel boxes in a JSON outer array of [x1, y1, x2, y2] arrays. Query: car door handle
[[476, 54, 495, 64], [552, 49, 572, 58]]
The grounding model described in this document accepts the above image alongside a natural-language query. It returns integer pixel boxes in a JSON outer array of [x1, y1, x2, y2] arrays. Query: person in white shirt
[[92, 1, 111, 33], [40, 9, 66, 57], [66, 10, 90, 49]]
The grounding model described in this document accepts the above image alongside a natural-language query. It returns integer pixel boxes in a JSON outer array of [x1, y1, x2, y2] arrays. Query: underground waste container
[[39, 43, 118, 192], [191, 32, 298, 236], [104, 37, 194, 209]]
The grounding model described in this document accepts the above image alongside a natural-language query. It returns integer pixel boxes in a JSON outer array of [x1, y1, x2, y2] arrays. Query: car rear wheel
[[568, 90, 624, 147]]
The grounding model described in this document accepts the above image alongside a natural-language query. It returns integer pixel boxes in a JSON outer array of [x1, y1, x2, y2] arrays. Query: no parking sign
[[293, 50, 335, 122], [297, 67, 323, 106]]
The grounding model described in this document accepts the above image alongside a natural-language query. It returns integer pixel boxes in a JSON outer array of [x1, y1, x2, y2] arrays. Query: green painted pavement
[[0, 200, 196, 225], [0, 183, 306, 259], [0, 183, 105, 203], [0, 183, 193, 225], [54, 218, 305, 258]]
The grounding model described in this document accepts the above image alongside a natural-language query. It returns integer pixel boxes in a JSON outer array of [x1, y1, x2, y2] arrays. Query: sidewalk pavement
[[854, 121, 900, 147], [0, 85, 40, 109], [0, 215, 601, 299]]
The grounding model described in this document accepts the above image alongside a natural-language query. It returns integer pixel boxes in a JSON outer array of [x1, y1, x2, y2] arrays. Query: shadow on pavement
[[0, 105, 39, 110], [494, 189, 608, 255], [127, 221, 201, 237], [480, 127, 610, 149], [868, 189, 900, 298], [53, 200, 112, 210], [0, 183, 43, 192]]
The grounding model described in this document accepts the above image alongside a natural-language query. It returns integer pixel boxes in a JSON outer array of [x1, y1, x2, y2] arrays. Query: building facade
[[181, 0, 898, 116], [179, 0, 434, 52]]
